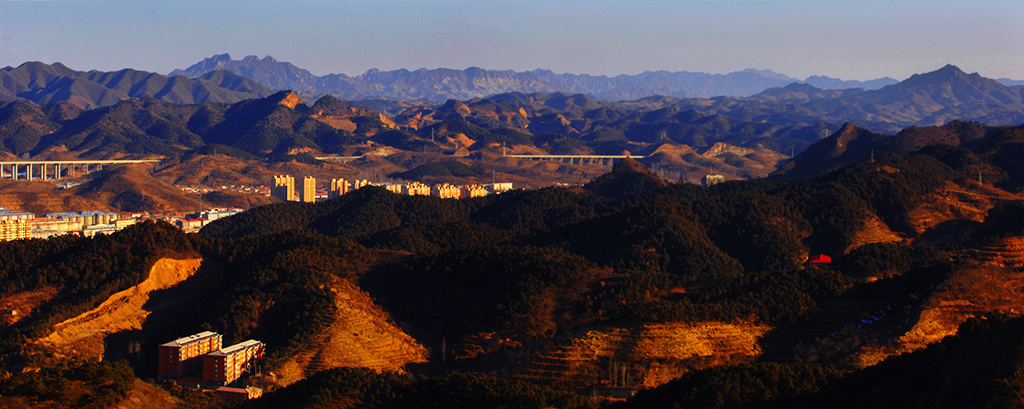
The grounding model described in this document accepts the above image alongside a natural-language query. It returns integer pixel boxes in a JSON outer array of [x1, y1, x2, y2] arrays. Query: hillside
[[772, 121, 1024, 183], [3, 130, 1024, 407], [36, 258, 203, 364]]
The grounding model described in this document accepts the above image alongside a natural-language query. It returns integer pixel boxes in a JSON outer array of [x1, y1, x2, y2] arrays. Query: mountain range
[[169, 54, 902, 101], [0, 61, 273, 110], [2, 61, 1023, 187]]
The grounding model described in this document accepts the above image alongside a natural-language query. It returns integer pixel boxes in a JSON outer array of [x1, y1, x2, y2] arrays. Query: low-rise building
[[485, 182, 513, 193], [202, 340, 265, 387], [0, 208, 35, 241], [402, 182, 430, 196], [175, 218, 207, 232], [461, 184, 489, 198], [432, 183, 462, 199], [214, 386, 264, 403], [701, 174, 726, 187], [158, 331, 223, 380]]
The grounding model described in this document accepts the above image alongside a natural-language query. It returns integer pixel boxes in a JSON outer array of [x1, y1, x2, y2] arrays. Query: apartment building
[[272, 175, 296, 201], [461, 184, 489, 198], [430, 183, 459, 199], [0, 208, 34, 241], [402, 182, 430, 196], [328, 178, 350, 198], [158, 331, 223, 379], [202, 340, 265, 386], [299, 176, 316, 203]]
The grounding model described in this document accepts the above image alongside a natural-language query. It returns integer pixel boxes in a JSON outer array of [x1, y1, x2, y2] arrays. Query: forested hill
[[771, 121, 1024, 182], [2, 127, 1024, 407]]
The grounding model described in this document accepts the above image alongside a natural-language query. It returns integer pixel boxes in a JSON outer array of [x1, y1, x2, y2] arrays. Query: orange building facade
[[157, 331, 223, 379], [202, 339, 265, 386]]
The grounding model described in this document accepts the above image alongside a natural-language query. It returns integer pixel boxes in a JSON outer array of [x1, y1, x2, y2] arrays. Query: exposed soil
[[268, 278, 428, 387], [510, 321, 769, 390], [35, 258, 203, 362]]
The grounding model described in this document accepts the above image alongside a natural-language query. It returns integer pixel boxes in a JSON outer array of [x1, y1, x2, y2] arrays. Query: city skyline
[[1, 0, 1021, 82]]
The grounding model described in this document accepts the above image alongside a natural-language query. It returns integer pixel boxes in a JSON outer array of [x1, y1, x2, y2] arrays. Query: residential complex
[[158, 331, 265, 391], [277, 175, 515, 202], [0, 208, 137, 241], [0, 208, 33, 241]]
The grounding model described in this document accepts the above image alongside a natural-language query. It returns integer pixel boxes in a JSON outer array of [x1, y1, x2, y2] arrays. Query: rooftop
[[208, 339, 263, 356], [160, 331, 220, 347]]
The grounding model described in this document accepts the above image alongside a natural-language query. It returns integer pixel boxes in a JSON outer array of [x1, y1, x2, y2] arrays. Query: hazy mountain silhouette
[[171, 54, 899, 101], [0, 61, 274, 109]]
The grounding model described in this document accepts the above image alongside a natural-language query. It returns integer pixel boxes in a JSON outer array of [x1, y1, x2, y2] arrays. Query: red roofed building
[[809, 254, 831, 264]]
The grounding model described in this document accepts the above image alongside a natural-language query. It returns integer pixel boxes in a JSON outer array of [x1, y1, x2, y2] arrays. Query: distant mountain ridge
[[170, 54, 899, 101], [0, 61, 275, 109]]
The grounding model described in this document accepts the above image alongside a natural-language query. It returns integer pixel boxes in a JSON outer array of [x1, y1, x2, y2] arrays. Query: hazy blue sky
[[1, 0, 1021, 81]]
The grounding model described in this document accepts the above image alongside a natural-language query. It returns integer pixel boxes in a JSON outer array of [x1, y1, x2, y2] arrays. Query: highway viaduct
[[0, 160, 161, 181], [502, 155, 644, 166]]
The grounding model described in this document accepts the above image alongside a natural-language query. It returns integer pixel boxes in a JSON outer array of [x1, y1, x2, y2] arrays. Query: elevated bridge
[[503, 155, 644, 167], [0, 160, 160, 181]]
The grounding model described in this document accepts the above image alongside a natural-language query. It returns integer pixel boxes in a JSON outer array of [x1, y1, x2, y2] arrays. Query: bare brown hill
[[845, 212, 904, 253], [35, 258, 202, 363], [0, 178, 112, 215], [70, 164, 209, 213], [267, 279, 428, 388], [906, 180, 1023, 240]]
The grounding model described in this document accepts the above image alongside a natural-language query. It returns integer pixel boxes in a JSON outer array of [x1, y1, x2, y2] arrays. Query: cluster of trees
[[241, 367, 597, 409], [0, 359, 135, 409]]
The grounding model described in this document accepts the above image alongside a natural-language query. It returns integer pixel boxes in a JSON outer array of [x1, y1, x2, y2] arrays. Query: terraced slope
[[853, 263, 1024, 368], [271, 279, 428, 387], [907, 181, 1020, 238], [971, 237, 1024, 269], [846, 213, 904, 253], [511, 322, 769, 390]]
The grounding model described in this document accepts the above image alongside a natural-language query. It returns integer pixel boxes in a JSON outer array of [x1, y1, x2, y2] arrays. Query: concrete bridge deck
[[0, 160, 160, 181], [503, 154, 644, 166]]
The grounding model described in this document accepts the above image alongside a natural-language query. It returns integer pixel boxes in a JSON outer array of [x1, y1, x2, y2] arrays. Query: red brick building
[[202, 339, 265, 386], [157, 331, 222, 379]]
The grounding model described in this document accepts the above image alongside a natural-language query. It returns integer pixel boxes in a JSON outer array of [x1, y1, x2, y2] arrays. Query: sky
[[1, 0, 1022, 81]]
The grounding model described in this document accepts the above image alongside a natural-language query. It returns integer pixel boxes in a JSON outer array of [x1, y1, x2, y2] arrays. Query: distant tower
[[299, 176, 316, 203], [272, 175, 295, 201], [329, 178, 350, 199]]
